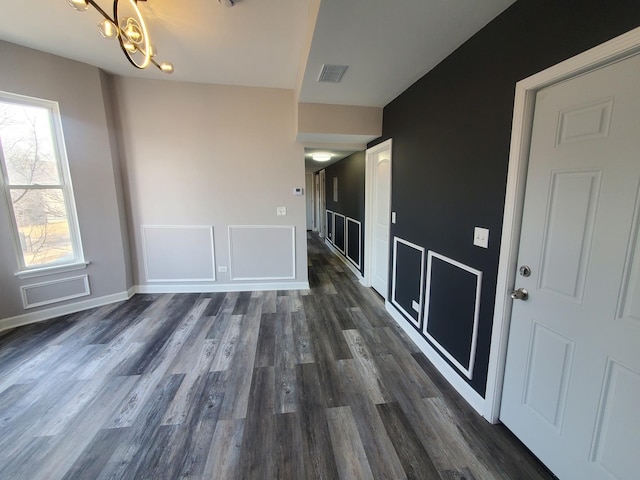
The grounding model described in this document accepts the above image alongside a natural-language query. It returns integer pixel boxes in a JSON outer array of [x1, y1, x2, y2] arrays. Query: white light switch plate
[[277, 207, 286, 216], [474, 227, 489, 248], [411, 300, 420, 312]]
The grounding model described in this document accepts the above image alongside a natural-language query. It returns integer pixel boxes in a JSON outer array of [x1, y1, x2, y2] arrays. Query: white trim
[[423, 251, 482, 380], [141, 225, 216, 282], [134, 282, 309, 294], [325, 237, 364, 280], [364, 138, 393, 289], [0, 289, 133, 333], [487, 26, 640, 423], [386, 300, 485, 414], [0, 91, 85, 272], [326, 209, 334, 242], [20, 274, 90, 309], [228, 225, 296, 281], [333, 212, 346, 254], [345, 217, 362, 270], [391, 237, 425, 328], [15, 261, 90, 279]]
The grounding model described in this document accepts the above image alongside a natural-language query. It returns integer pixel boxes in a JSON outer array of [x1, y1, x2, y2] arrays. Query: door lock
[[519, 265, 532, 277], [510, 288, 529, 301]]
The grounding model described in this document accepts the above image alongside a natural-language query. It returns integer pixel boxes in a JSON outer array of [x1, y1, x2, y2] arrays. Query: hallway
[[0, 232, 552, 479]]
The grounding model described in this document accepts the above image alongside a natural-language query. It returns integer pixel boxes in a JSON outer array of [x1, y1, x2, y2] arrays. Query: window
[[0, 92, 84, 274]]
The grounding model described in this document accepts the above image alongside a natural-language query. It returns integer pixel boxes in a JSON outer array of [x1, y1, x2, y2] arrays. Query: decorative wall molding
[[423, 251, 482, 380], [141, 225, 216, 282], [228, 225, 296, 280], [21, 274, 90, 309], [391, 237, 425, 328], [333, 212, 346, 254], [0, 289, 133, 333], [346, 217, 362, 269]]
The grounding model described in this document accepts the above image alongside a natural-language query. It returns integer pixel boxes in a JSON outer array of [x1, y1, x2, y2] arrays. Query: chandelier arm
[[85, 0, 115, 23]]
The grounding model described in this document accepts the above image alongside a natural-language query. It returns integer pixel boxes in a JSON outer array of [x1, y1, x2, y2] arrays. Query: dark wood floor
[[0, 232, 552, 479]]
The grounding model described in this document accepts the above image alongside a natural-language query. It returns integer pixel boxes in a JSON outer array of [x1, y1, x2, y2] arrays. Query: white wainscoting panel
[[423, 251, 482, 380], [391, 237, 425, 328], [142, 225, 216, 282], [229, 225, 296, 280], [21, 274, 90, 309], [346, 218, 362, 269]]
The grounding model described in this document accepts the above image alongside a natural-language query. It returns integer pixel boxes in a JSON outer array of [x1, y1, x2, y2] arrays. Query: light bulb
[[67, 0, 88, 12], [98, 19, 118, 39], [160, 62, 174, 74], [122, 40, 136, 53]]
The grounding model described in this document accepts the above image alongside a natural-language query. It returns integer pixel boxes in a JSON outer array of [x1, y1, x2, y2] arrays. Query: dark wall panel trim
[[423, 251, 482, 380], [391, 237, 425, 328]]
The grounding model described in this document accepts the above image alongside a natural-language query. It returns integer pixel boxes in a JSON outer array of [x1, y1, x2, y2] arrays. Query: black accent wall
[[370, 0, 640, 395], [325, 151, 366, 274]]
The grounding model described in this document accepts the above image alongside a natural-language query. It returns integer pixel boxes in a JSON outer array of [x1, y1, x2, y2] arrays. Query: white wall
[[111, 77, 308, 290], [0, 41, 132, 326]]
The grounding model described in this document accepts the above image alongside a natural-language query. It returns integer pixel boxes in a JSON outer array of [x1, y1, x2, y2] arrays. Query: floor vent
[[318, 64, 348, 83]]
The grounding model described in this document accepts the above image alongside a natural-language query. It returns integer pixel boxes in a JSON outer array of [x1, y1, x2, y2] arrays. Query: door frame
[[485, 26, 640, 423], [317, 169, 326, 238], [363, 138, 393, 291]]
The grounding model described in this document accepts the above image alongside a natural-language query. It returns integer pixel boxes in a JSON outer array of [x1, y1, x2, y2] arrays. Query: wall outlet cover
[[473, 227, 489, 248], [217, 266, 228, 272], [277, 207, 287, 216], [411, 300, 420, 312]]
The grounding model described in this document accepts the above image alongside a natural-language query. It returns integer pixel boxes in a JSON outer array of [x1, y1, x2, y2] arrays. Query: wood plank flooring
[[0, 232, 553, 479]]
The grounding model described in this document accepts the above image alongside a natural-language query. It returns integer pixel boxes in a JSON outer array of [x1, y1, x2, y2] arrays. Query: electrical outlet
[[218, 266, 227, 273], [277, 207, 286, 216]]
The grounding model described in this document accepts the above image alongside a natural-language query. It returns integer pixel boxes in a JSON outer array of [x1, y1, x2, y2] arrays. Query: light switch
[[411, 300, 420, 312], [474, 227, 489, 248], [391, 211, 397, 224], [277, 207, 286, 216]]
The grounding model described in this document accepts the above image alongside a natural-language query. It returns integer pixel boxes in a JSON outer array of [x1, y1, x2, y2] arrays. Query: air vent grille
[[318, 64, 348, 83]]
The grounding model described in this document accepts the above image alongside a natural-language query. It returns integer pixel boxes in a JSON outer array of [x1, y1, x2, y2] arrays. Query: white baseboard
[[385, 300, 487, 419], [134, 281, 310, 294], [0, 290, 134, 333], [324, 240, 364, 281]]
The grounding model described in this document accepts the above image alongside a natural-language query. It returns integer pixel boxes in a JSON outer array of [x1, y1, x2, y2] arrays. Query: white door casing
[[500, 53, 640, 480], [485, 27, 640, 424], [364, 139, 392, 298]]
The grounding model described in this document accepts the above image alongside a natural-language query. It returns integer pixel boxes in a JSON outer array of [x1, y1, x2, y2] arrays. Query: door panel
[[501, 54, 640, 479]]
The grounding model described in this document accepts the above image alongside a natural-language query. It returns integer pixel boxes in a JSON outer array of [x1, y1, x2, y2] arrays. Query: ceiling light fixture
[[311, 152, 333, 162], [66, 0, 174, 74]]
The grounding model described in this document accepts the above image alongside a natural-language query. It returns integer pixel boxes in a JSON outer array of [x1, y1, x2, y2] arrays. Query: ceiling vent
[[318, 64, 348, 83]]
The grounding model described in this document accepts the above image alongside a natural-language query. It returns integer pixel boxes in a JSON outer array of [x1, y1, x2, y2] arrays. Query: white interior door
[[370, 144, 391, 298], [318, 169, 326, 238], [500, 54, 640, 479]]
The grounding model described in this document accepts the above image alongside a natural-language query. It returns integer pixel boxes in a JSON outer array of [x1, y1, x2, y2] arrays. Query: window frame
[[0, 91, 85, 277]]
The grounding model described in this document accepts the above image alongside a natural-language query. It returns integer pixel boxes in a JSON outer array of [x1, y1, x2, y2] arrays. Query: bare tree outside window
[[0, 95, 83, 270]]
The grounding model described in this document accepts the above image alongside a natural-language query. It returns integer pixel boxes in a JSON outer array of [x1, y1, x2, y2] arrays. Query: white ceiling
[[0, 0, 516, 170]]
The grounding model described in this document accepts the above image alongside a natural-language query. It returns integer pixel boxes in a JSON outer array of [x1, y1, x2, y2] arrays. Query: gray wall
[[111, 77, 308, 288], [0, 41, 131, 322]]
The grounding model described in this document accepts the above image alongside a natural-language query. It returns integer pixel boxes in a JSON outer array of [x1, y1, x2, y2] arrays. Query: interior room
[[0, 0, 639, 478]]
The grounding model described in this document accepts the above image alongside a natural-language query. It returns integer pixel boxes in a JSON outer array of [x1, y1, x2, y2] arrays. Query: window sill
[[15, 261, 90, 280]]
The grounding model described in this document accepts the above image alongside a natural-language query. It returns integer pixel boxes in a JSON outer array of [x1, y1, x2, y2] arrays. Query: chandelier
[[67, 0, 174, 74]]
